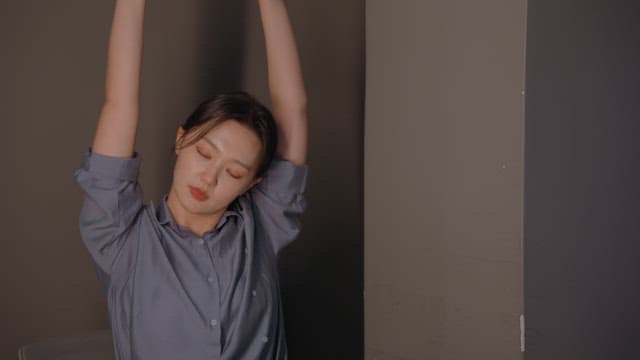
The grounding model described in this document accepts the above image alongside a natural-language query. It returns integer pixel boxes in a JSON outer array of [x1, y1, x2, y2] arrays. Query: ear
[[175, 126, 185, 155]]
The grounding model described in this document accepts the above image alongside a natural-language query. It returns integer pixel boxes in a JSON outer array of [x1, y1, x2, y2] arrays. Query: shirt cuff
[[259, 156, 309, 195], [80, 146, 142, 182]]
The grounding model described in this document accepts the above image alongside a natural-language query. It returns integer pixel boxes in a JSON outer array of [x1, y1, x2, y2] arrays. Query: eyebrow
[[201, 137, 252, 171]]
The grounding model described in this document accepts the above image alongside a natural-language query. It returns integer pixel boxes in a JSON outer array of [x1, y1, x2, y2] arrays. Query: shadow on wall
[[146, 0, 249, 195]]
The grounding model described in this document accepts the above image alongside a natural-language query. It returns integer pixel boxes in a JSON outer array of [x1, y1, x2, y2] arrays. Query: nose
[[200, 161, 222, 187]]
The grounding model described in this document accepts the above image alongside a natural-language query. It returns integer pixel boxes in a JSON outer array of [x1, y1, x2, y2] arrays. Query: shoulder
[[252, 156, 309, 200], [74, 146, 142, 182]]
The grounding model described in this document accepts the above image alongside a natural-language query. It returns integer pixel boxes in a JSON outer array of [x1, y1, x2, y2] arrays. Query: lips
[[189, 186, 209, 201]]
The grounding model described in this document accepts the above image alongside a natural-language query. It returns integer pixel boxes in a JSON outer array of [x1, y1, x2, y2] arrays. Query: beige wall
[[365, 0, 527, 359], [1, 0, 364, 358]]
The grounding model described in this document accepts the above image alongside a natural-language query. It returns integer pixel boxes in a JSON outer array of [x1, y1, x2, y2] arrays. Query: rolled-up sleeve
[[73, 146, 143, 287], [250, 157, 309, 256]]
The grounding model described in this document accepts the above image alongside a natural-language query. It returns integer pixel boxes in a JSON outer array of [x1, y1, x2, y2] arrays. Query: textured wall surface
[[365, 1, 527, 359]]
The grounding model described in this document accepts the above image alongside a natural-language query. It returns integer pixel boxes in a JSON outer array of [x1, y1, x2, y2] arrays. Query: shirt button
[[261, 335, 269, 342], [210, 319, 218, 327], [198, 238, 205, 245], [252, 289, 257, 297], [207, 276, 214, 283]]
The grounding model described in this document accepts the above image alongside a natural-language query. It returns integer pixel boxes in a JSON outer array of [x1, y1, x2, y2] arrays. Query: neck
[[166, 190, 224, 237]]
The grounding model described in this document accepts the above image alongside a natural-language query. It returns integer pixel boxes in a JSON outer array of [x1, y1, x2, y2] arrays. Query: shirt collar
[[154, 193, 242, 234]]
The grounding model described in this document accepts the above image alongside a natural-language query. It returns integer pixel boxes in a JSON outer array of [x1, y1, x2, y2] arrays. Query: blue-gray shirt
[[73, 146, 308, 360]]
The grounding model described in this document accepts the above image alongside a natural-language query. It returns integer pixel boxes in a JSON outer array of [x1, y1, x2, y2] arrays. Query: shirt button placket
[[200, 235, 221, 356], [207, 274, 221, 356], [210, 316, 221, 357]]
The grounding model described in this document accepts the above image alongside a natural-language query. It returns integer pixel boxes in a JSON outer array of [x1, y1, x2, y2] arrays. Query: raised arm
[[92, 0, 146, 158], [258, 0, 308, 165]]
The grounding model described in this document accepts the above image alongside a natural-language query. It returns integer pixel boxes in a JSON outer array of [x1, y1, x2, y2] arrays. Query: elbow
[[271, 92, 308, 113]]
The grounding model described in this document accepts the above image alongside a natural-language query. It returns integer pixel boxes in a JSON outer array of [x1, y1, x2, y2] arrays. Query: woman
[[73, 0, 309, 359]]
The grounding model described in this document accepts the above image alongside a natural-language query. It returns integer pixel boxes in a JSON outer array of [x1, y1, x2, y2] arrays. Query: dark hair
[[175, 90, 278, 179]]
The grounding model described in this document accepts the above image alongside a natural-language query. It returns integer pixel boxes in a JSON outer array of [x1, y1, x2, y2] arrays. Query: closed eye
[[198, 146, 244, 179], [197, 147, 211, 159]]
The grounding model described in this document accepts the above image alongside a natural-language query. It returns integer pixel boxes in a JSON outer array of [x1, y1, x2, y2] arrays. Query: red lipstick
[[189, 186, 209, 201]]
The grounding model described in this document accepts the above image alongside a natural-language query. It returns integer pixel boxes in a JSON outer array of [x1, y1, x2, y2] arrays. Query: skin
[[166, 119, 264, 237], [258, 0, 308, 166]]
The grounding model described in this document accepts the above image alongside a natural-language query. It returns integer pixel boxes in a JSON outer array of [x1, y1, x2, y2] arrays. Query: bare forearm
[[104, 0, 146, 104], [93, 0, 146, 158], [258, 0, 307, 111], [257, 0, 308, 164]]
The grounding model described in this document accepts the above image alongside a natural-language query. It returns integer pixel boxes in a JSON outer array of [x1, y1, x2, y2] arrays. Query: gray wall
[[524, 1, 640, 359], [0, 0, 363, 359], [365, 0, 526, 359]]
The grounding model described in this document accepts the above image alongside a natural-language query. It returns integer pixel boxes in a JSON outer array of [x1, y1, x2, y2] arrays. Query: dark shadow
[[151, 0, 248, 198], [524, 1, 640, 359]]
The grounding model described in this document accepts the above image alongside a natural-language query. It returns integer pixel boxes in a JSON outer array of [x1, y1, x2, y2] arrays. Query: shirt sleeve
[[249, 156, 309, 256], [73, 146, 144, 289]]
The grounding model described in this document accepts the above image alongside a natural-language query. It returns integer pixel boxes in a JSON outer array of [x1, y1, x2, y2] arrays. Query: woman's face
[[170, 119, 263, 216]]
